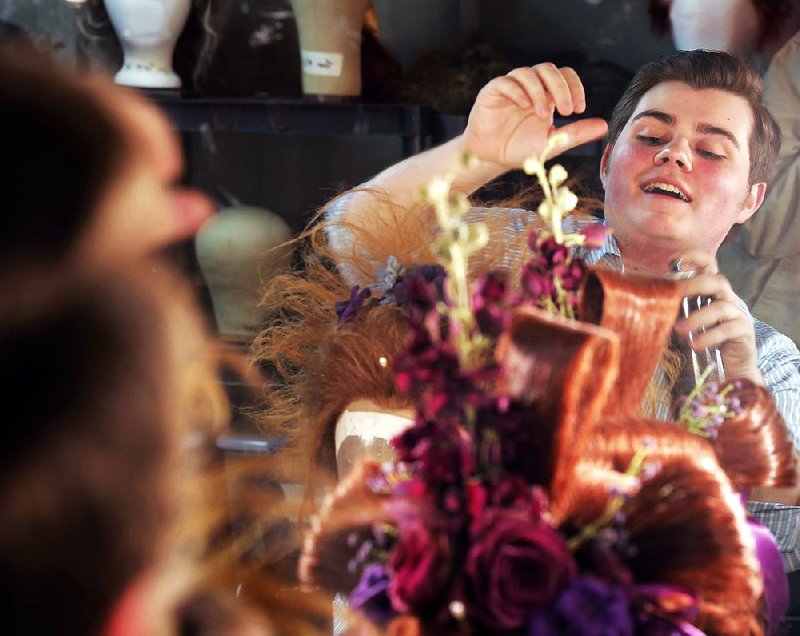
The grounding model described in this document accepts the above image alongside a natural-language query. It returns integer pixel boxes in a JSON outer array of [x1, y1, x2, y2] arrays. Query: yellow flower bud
[[523, 156, 542, 175], [549, 164, 568, 187]]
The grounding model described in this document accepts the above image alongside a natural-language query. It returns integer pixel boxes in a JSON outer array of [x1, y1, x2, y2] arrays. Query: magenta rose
[[388, 521, 454, 619], [466, 508, 576, 631]]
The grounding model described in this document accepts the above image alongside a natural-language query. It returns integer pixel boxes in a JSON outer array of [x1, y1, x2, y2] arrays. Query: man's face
[[600, 81, 765, 269]]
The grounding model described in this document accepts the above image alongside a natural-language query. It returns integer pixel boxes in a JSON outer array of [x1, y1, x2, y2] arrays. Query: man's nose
[[654, 138, 693, 171]]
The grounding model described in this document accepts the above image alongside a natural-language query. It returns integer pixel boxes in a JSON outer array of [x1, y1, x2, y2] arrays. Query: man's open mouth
[[642, 182, 691, 202]]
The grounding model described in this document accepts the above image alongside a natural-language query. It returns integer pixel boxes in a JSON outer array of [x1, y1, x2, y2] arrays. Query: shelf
[[144, 92, 433, 156], [145, 92, 605, 160]]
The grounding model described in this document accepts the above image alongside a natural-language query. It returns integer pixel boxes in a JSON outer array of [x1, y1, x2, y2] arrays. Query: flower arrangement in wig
[[297, 147, 797, 635]]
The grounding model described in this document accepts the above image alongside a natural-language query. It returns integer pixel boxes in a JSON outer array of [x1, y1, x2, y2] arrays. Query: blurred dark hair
[[0, 48, 128, 271], [0, 266, 185, 635]]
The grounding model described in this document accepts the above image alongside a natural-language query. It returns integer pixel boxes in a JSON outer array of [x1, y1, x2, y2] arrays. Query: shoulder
[[465, 206, 536, 229]]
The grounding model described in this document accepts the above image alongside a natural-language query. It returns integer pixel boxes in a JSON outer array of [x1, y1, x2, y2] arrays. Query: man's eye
[[636, 135, 664, 145], [698, 149, 724, 160]]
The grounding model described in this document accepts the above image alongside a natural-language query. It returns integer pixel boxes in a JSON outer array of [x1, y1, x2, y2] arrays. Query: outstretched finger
[[546, 118, 608, 159]]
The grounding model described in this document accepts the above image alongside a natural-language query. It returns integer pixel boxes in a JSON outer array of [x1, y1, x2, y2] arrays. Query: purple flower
[[559, 256, 588, 292], [387, 521, 454, 618], [527, 576, 633, 636], [374, 256, 404, 296], [350, 563, 395, 624], [521, 258, 557, 299], [335, 285, 372, 325], [393, 331, 458, 394], [479, 473, 547, 517], [391, 416, 473, 492], [394, 332, 494, 421], [473, 270, 510, 338], [465, 508, 576, 631], [520, 235, 589, 315], [466, 480, 488, 519], [391, 266, 446, 313], [579, 224, 610, 249]]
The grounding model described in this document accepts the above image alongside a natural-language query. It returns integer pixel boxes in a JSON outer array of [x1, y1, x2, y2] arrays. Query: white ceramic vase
[[195, 206, 292, 341], [104, 0, 192, 88], [290, 0, 370, 98]]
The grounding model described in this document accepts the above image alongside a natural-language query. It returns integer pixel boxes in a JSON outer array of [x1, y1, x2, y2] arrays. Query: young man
[[334, 50, 800, 567]]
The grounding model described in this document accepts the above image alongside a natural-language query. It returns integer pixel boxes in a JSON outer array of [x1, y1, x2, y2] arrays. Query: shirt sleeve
[[323, 198, 539, 285]]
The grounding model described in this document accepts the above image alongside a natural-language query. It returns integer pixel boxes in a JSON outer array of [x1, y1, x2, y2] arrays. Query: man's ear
[[737, 181, 767, 223], [599, 144, 612, 190]]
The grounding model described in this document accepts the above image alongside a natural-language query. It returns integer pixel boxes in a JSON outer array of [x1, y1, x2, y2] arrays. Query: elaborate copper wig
[[252, 194, 554, 494], [298, 294, 785, 635]]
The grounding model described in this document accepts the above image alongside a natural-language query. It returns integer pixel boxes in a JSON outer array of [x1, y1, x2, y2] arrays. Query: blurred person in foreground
[[0, 48, 327, 636]]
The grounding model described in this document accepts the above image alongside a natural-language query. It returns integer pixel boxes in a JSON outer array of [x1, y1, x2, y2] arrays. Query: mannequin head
[[298, 304, 773, 635], [104, 0, 192, 88], [335, 399, 415, 478]]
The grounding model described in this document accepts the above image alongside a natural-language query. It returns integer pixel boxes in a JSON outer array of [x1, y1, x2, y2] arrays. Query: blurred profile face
[[668, 0, 761, 58], [600, 81, 764, 267], [79, 82, 213, 263]]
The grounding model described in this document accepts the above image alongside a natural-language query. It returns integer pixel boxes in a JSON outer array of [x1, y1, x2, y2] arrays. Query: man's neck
[[615, 239, 679, 277]]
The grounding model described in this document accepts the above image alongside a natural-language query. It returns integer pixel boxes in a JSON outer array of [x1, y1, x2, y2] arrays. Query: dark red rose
[[465, 508, 576, 631], [388, 521, 454, 619]]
